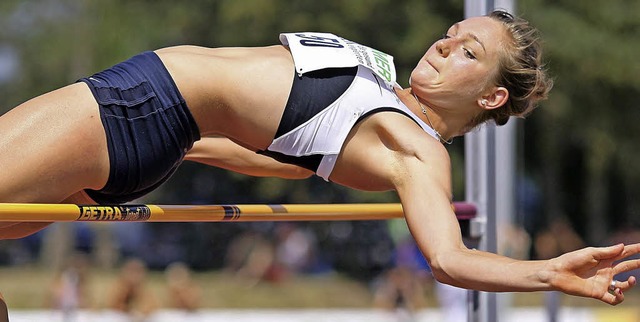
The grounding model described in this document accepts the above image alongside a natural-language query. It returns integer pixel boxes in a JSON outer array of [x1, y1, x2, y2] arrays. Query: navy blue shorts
[[79, 51, 200, 204]]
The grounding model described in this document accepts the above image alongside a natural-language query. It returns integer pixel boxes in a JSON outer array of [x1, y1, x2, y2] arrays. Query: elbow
[[293, 168, 314, 179], [280, 167, 313, 179], [427, 256, 450, 285], [426, 250, 462, 286]]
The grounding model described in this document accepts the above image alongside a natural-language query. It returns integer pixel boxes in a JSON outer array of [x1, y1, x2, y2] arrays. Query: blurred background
[[0, 0, 639, 321]]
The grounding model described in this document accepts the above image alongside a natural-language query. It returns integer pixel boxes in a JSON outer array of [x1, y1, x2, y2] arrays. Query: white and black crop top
[[261, 32, 439, 181]]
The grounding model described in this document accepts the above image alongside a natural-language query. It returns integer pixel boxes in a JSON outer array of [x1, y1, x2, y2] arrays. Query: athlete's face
[[410, 16, 507, 109]]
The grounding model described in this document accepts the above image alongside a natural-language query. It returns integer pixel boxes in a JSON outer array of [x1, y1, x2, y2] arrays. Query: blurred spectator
[[274, 223, 318, 277], [46, 252, 92, 318], [319, 220, 395, 282], [0, 229, 44, 266], [373, 219, 430, 319], [224, 231, 279, 285], [372, 266, 427, 313], [499, 224, 531, 260], [164, 262, 202, 311], [534, 217, 585, 260], [534, 217, 585, 322], [434, 282, 467, 322], [39, 223, 92, 270], [107, 258, 158, 321]]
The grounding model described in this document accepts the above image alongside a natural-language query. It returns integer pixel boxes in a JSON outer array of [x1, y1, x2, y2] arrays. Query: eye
[[464, 48, 476, 60], [442, 34, 452, 40]]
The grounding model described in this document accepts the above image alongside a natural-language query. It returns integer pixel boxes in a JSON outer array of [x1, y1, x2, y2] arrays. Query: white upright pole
[[464, 4, 496, 322], [492, 2, 518, 322], [464, 1, 515, 322]]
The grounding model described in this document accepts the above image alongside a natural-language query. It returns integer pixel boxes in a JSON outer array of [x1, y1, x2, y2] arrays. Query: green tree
[[520, 0, 640, 243]]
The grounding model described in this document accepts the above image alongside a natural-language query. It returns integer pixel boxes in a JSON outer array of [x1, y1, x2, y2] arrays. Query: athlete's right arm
[[386, 128, 640, 305], [185, 136, 313, 179]]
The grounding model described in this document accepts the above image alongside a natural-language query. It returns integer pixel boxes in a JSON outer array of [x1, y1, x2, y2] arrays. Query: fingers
[[617, 243, 640, 260], [612, 276, 637, 293], [605, 287, 625, 305], [613, 258, 640, 275], [601, 289, 622, 305], [602, 277, 636, 306], [591, 244, 625, 261], [593, 243, 640, 263], [601, 281, 624, 306]]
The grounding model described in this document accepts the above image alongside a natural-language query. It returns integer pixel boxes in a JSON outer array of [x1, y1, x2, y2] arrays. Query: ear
[[478, 86, 509, 110]]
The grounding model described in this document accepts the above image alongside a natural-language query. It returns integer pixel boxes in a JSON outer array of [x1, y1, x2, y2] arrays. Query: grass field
[[1, 265, 639, 312], [0, 266, 404, 309]]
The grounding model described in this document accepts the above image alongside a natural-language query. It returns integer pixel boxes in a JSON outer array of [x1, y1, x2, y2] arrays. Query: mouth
[[426, 59, 439, 73]]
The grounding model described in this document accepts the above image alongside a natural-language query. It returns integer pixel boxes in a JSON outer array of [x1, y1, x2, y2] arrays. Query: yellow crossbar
[[0, 202, 476, 222]]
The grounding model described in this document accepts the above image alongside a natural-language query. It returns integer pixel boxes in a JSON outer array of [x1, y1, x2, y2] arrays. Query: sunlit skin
[[0, 15, 639, 306], [410, 16, 509, 140]]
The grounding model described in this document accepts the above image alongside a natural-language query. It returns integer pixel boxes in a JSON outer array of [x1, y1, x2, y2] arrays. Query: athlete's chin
[[411, 69, 439, 86], [412, 80, 443, 92], [414, 84, 448, 102]]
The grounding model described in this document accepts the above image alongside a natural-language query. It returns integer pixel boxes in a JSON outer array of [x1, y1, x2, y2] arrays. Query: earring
[[481, 99, 488, 107]]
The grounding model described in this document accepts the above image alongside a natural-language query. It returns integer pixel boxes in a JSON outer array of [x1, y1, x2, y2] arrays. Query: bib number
[[295, 34, 344, 48]]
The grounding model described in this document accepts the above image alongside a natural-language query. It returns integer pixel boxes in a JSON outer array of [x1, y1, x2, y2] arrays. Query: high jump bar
[[0, 202, 476, 223]]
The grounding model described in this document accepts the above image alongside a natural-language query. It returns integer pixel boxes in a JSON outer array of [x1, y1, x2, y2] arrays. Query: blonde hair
[[471, 10, 553, 127]]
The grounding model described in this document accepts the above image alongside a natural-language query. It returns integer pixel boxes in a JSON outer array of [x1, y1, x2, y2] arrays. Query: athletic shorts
[[79, 51, 200, 204]]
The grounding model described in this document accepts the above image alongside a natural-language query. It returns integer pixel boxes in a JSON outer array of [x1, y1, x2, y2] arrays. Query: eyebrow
[[469, 33, 486, 53], [451, 23, 487, 54]]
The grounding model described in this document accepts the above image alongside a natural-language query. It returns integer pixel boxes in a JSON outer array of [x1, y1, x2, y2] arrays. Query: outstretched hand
[[548, 243, 640, 305]]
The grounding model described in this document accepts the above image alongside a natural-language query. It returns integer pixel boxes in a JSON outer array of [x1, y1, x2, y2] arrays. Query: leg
[[0, 292, 7, 322], [0, 83, 109, 238], [0, 82, 109, 202], [0, 191, 96, 239]]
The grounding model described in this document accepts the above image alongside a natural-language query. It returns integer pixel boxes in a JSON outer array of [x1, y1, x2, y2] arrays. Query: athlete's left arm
[[185, 136, 313, 179]]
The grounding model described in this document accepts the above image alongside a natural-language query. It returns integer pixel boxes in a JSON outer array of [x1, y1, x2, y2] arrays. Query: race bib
[[280, 32, 396, 84]]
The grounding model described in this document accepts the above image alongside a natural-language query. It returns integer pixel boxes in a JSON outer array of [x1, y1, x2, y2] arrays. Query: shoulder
[[373, 112, 450, 162], [331, 112, 451, 191], [372, 112, 451, 184], [370, 115, 454, 203]]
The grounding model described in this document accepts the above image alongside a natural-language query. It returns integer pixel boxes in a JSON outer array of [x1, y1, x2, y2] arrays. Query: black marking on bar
[[222, 205, 241, 221], [76, 205, 151, 221]]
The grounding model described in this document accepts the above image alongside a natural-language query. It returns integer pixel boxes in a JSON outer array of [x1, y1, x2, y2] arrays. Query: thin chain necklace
[[412, 92, 453, 145]]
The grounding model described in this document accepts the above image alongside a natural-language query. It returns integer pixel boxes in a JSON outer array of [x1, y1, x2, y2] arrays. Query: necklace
[[412, 92, 453, 144]]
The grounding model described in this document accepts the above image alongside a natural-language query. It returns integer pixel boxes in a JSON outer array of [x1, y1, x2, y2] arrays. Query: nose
[[436, 39, 451, 57]]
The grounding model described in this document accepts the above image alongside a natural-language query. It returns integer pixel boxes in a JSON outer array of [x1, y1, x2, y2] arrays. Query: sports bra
[[262, 33, 439, 181]]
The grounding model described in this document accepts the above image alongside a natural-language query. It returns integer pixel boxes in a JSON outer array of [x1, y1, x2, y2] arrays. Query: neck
[[396, 88, 468, 143], [411, 91, 453, 144]]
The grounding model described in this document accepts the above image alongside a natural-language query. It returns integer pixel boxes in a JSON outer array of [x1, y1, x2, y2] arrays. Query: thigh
[[0, 191, 95, 239], [0, 83, 110, 203]]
